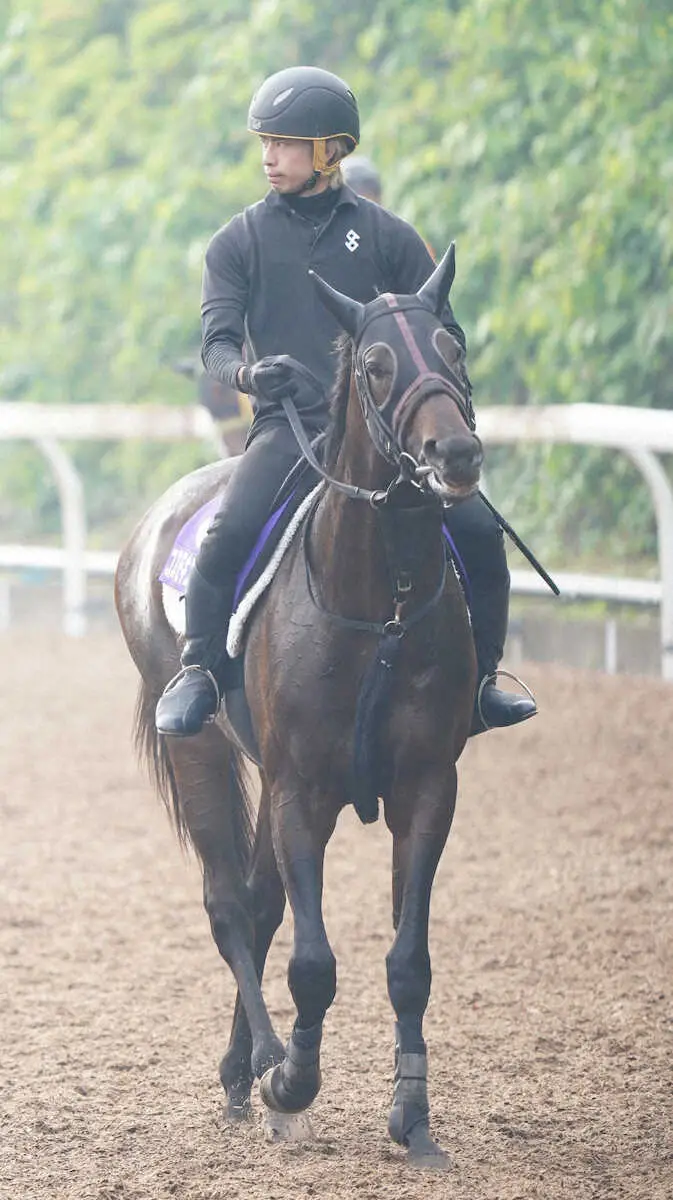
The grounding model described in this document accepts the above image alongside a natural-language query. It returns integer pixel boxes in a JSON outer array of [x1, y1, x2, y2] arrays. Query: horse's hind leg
[[384, 766, 457, 1170], [259, 789, 339, 1117], [219, 777, 286, 1117], [165, 731, 285, 1117]]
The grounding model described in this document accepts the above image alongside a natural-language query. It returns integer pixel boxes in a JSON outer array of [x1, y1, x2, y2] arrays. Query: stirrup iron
[[476, 668, 536, 732], [164, 663, 221, 717]]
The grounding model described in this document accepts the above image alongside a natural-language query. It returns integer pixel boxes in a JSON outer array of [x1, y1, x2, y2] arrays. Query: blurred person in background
[[172, 356, 250, 455], [156, 65, 535, 739], [343, 154, 435, 258], [341, 154, 382, 203]]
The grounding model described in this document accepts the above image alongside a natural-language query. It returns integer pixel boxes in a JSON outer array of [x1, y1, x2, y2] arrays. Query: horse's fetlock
[[388, 1100, 430, 1147], [251, 1033, 285, 1079], [388, 1044, 430, 1145], [219, 1049, 253, 1093]]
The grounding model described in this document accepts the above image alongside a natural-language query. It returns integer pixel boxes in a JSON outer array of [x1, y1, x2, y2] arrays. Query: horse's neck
[[311, 395, 445, 622]]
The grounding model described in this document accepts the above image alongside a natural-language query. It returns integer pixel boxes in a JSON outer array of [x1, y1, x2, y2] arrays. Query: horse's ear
[[309, 270, 365, 338], [417, 242, 456, 316]]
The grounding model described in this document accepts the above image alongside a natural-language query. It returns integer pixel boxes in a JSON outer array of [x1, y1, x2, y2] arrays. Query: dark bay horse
[[115, 245, 483, 1169]]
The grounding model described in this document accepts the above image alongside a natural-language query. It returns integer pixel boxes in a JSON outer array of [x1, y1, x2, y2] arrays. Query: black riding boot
[[155, 566, 236, 738], [444, 495, 536, 736], [468, 556, 537, 736]]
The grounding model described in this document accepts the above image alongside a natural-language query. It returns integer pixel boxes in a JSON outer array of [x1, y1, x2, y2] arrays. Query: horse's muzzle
[[420, 432, 483, 500]]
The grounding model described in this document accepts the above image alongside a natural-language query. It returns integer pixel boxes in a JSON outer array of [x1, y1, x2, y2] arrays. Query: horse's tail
[[132, 679, 254, 871]]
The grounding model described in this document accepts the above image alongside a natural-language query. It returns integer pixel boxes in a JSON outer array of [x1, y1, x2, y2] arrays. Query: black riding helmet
[[248, 66, 359, 178]]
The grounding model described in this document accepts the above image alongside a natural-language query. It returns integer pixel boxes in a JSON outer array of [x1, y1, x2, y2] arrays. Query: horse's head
[[310, 244, 483, 501]]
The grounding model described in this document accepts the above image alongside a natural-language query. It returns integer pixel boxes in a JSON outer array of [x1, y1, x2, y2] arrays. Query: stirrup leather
[[476, 668, 536, 731]]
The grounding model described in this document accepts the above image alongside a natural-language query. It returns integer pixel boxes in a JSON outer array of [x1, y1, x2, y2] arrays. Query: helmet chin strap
[[277, 139, 344, 196], [290, 171, 321, 195]]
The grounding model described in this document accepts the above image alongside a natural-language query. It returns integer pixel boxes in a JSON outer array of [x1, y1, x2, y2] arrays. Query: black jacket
[[201, 185, 465, 432]]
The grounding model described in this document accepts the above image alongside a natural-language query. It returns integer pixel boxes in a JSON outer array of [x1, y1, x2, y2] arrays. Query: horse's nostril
[[432, 436, 475, 462], [422, 434, 482, 486]]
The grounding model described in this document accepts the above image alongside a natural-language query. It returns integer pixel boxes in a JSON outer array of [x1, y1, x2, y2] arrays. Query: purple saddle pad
[[159, 492, 294, 608], [159, 495, 221, 593], [160, 492, 469, 613]]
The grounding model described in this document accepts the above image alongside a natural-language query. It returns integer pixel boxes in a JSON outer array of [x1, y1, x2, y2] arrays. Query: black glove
[[239, 355, 306, 404]]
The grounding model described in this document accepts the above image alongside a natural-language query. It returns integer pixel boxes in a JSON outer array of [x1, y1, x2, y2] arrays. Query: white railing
[[0, 403, 224, 635], [478, 405, 673, 680], [1, 401, 672, 678]]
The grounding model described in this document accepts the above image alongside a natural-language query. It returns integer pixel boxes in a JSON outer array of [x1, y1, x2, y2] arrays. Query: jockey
[[156, 65, 536, 739]]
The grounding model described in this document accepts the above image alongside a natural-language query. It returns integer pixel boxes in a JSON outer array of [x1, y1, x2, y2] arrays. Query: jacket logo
[[344, 229, 360, 253]]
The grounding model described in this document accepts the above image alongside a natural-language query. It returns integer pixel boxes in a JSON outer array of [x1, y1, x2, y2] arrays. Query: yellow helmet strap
[[312, 139, 341, 176]]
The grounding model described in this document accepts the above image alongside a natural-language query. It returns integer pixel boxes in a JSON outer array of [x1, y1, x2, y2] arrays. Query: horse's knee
[[288, 944, 337, 1027]]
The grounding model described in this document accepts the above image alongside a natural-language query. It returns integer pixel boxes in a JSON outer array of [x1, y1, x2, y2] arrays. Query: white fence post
[[36, 437, 87, 637], [626, 446, 673, 682]]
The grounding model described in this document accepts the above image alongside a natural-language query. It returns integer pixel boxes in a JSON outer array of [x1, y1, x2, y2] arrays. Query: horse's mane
[[323, 334, 353, 471]]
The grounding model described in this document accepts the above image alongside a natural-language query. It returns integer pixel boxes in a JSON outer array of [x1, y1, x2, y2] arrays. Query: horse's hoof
[[223, 1095, 253, 1123], [262, 1109, 316, 1143], [406, 1124, 452, 1172]]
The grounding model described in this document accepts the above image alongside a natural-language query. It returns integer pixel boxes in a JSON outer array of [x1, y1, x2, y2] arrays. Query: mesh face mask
[[353, 295, 471, 461]]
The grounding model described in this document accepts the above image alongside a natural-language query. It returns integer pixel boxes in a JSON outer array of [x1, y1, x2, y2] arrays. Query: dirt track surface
[[1, 631, 671, 1200]]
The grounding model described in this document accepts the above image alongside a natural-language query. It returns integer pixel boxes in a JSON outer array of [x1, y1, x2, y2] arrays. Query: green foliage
[[0, 0, 671, 566]]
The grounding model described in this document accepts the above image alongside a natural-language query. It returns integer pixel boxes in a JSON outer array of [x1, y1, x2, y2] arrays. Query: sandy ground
[[0, 630, 671, 1200]]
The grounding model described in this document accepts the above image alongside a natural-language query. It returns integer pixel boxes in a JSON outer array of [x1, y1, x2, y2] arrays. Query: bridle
[[281, 285, 560, 594], [281, 296, 476, 508], [352, 294, 476, 471]]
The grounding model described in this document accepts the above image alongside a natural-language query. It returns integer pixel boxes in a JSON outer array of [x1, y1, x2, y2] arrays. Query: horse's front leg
[[260, 787, 338, 1116], [384, 765, 457, 1170]]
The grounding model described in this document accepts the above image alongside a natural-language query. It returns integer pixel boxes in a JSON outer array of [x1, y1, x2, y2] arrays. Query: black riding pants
[[196, 420, 303, 589], [443, 495, 510, 673]]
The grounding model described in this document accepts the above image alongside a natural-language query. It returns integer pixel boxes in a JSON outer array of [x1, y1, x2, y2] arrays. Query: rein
[[279, 343, 466, 506], [280, 392, 388, 505], [280, 354, 560, 597]]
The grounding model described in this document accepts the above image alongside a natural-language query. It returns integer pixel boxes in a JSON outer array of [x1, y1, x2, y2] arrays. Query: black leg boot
[[444, 494, 537, 737], [468, 545, 537, 736], [155, 566, 236, 738]]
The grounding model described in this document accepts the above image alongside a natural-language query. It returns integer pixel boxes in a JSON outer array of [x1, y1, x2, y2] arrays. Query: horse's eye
[[367, 363, 387, 380], [361, 343, 396, 407]]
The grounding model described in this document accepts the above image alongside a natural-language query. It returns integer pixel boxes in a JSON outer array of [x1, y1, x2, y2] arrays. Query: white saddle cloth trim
[[227, 482, 324, 658], [162, 582, 185, 636]]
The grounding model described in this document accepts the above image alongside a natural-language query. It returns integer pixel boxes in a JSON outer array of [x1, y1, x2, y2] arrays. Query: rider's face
[[260, 136, 324, 195]]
